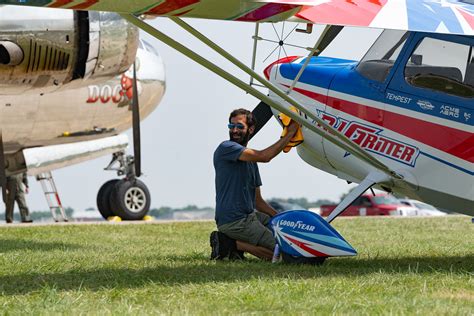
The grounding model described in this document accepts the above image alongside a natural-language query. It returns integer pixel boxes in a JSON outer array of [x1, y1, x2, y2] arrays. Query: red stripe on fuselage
[[236, 3, 299, 21], [146, 0, 199, 15], [290, 87, 473, 162]]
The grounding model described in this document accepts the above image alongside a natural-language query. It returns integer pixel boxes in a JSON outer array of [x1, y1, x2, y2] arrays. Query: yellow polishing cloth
[[279, 106, 304, 153]]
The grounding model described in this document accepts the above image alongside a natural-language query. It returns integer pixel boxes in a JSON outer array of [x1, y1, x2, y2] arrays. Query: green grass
[[0, 217, 472, 315]]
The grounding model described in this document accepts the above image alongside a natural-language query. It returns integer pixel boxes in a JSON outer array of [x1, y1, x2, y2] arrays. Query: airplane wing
[[0, 0, 473, 35], [262, 0, 474, 36]]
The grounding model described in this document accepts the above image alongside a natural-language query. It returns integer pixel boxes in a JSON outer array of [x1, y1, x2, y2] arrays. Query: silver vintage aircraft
[[0, 6, 166, 220]]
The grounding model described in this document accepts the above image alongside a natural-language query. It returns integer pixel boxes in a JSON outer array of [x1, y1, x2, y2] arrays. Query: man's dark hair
[[229, 108, 256, 128]]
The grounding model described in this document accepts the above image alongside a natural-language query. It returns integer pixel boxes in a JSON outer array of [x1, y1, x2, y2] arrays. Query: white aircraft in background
[[0, 7, 166, 220]]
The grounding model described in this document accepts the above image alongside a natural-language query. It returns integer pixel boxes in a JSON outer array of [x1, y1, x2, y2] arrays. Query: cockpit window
[[356, 30, 408, 82], [405, 38, 473, 98]]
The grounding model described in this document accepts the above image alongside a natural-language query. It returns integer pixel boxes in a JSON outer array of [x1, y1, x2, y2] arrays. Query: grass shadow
[[0, 254, 472, 295], [0, 239, 81, 253]]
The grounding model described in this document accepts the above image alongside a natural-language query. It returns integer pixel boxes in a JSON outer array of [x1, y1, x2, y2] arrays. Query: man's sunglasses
[[228, 123, 245, 130]]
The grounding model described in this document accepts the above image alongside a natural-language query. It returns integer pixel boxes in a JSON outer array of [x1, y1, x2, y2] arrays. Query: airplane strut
[[121, 14, 404, 181]]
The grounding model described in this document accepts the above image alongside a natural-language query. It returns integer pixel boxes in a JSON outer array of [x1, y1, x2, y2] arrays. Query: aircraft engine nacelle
[[0, 7, 139, 95]]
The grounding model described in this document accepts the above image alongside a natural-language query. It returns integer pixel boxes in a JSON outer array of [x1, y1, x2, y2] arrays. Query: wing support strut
[[249, 23, 260, 87], [326, 171, 390, 223], [121, 15, 402, 180]]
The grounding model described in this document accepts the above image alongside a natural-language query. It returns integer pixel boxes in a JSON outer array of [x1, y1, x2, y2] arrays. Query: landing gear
[[97, 179, 120, 219], [96, 151, 151, 220], [109, 178, 151, 220]]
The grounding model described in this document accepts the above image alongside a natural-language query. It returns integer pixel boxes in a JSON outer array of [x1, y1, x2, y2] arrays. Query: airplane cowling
[[0, 7, 138, 95]]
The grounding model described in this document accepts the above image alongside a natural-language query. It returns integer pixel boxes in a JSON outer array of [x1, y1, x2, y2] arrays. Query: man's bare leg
[[236, 240, 273, 261]]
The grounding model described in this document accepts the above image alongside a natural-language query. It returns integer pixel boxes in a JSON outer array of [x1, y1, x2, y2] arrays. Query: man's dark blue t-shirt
[[214, 140, 262, 226]]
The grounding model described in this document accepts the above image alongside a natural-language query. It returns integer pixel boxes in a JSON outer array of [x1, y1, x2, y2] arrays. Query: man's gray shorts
[[218, 212, 276, 250]]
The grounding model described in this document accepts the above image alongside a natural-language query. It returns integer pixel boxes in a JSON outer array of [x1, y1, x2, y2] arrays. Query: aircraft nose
[[134, 42, 166, 87], [263, 56, 300, 80]]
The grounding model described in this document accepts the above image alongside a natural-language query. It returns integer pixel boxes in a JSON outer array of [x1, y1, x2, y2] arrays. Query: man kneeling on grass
[[210, 108, 298, 260]]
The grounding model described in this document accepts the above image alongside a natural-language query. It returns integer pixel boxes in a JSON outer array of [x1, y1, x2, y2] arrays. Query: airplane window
[[356, 30, 408, 82], [405, 38, 473, 98]]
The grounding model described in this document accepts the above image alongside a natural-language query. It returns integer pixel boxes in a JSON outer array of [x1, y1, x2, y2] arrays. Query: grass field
[[0, 216, 472, 315]]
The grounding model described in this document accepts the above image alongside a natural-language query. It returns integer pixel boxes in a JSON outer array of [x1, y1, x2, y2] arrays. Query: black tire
[[97, 179, 120, 219], [109, 179, 151, 220], [281, 251, 326, 265]]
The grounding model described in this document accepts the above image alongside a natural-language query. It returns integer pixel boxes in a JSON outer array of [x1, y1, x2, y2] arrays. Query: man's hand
[[239, 119, 301, 163], [287, 120, 300, 136]]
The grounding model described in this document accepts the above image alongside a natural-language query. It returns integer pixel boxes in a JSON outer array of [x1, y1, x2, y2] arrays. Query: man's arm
[[255, 187, 277, 217], [239, 120, 299, 163]]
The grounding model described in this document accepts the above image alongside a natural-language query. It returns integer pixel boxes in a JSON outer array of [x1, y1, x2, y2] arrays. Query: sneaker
[[210, 231, 237, 260], [210, 231, 222, 260], [229, 250, 246, 261]]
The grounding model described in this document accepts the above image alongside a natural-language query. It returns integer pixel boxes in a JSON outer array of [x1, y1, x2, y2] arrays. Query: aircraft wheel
[[97, 179, 120, 219], [109, 179, 151, 220], [281, 251, 326, 265]]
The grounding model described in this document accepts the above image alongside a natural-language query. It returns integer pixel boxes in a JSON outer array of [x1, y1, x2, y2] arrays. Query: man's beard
[[229, 130, 250, 146]]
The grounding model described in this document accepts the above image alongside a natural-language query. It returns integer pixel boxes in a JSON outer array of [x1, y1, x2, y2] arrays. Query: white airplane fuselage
[[266, 30, 473, 216]]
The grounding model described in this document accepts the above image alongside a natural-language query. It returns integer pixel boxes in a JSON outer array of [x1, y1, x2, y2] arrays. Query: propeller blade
[[132, 62, 142, 177], [312, 25, 343, 56], [249, 102, 273, 141]]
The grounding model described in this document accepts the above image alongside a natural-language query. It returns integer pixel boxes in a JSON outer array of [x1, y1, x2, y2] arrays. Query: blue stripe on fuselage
[[278, 57, 473, 126]]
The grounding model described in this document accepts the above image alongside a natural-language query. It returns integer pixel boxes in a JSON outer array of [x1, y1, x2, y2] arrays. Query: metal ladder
[[36, 171, 68, 222]]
